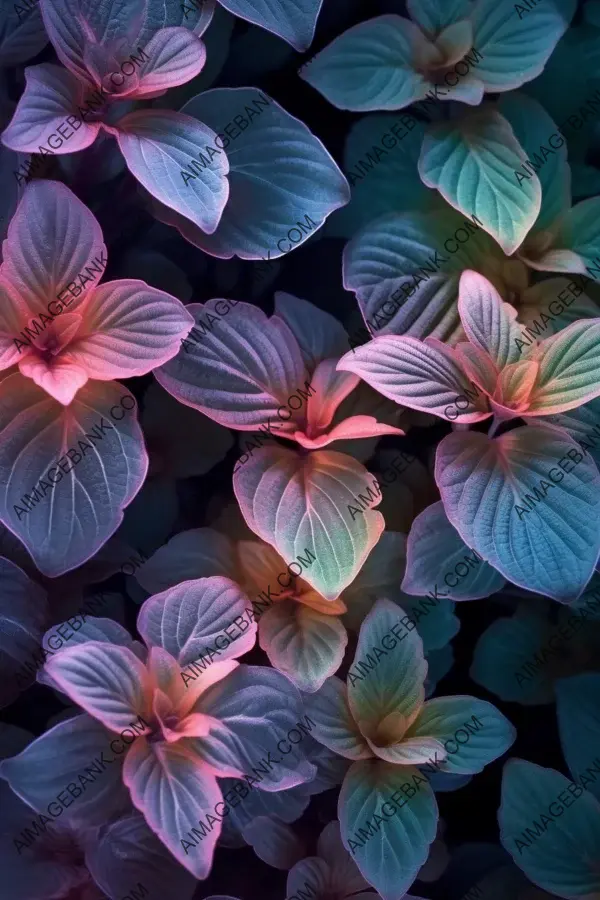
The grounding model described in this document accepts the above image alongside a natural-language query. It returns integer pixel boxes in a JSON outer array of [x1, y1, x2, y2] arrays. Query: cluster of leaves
[[1, 1, 600, 900]]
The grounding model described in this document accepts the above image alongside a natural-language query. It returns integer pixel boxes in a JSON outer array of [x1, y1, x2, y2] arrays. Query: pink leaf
[[66, 279, 194, 380]]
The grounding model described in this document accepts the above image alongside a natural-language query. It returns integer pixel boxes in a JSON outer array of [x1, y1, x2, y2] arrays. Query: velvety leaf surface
[[115, 109, 230, 233], [499, 759, 600, 898], [435, 426, 600, 601], [233, 444, 385, 601], [402, 501, 506, 600], [155, 299, 308, 431], [419, 108, 542, 255], [0, 377, 148, 577], [299, 15, 432, 112], [219, 0, 322, 50], [157, 88, 350, 259], [338, 759, 439, 900]]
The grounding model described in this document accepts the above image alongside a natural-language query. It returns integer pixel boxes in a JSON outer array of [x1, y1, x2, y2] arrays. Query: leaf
[[527, 319, 600, 415], [273, 292, 350, 371], [536, 197, 600, 274], [306, 676, 371, 760], [233, 444, 385, 601], [45, 642, 149, 732], [155, 87, 350, 259], [469, 609, 557, 706], [0, 376, 148, 577], [1, 179, 106, 316], [0, 3, 48, 67], [1, 63, 100, 154], [556, 673, 600, 801], [406, 0, 473, 35], [84, 812, 197, 900], [38, 615, 146, 692], [194, 664, 316, 789], [39, 0, 213, 83], [418, 108, 542, 255], [499, 759, 600, 898], [544, 396, 600, 472], [496, 92, 570, 234], [406, 696, 516, 774], [299, 15, 431, 112], [115, 109, 230, 234], [155, 299, 308, 431], [338, 335, 491, 422], [136, 528, 238, 594], [435, 425, 600, 602], [259, 599, 348, 693], [0, 713, 130, 826], [347, 599, 427, 747], [123, 739, 222, 879], [67, 279, 194, 379], [342, 207, 504, 343], [0, 557, 48, 708], [402, 501, 506, 600], [471, 0, 575, 92], [137, 576, 256, 667], [338, 759, 439, 900], [218, 0, 323, 50], [133, 27, 207, 97], [458, 269, 526, 371]]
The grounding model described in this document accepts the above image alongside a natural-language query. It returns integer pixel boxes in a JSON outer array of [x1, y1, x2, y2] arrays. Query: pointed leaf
[[115, 109, 230, 234], [406, 696, 516, 774], [136, 528, 238, 594], [537, 197, 600, 274], [435, 425, 600, 601], [0, 4, 47, 67], [330, 113, 432, 239], [0, 376, 148, 577], [556, 673, 600, 800], [219, 0, 322, 50], [160, 87, 350, 259], [470, 610, 557, 706], [273, 292, 350, 370], [338, 335, 491, 422], [306, 675, 372, 760], [339, 759, 439, 900], [0, 713, 130, 826], [123, 738, 222, 879], [499, 758, 600, 898], [134, 27, 207, 97], [299, 15, 431, 112], [1, 179, 106, 316], [418, 108, 542, 255], [66, 280, 195, 380], [471, 0, 575, 92], [545, 396, 600, 473], [45, 642, 149, 732], [496, 92, 570, 234], [528, 319, 600, 414], [194, 664, 315, 789], [1, 63, 99, 154], [342, 207, 504, 343], [137, 576, 256, 667], [233, 444, 385, 601], [155, 299, 307, 431], [406, 0, 473, 35], [259, 599, 348, 693], [347, 598, 427, 737], [402, 501, 506, 600], [458, 269, 525, 370], [84, 811, 197, 900], [0, 557, 48, 707]]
